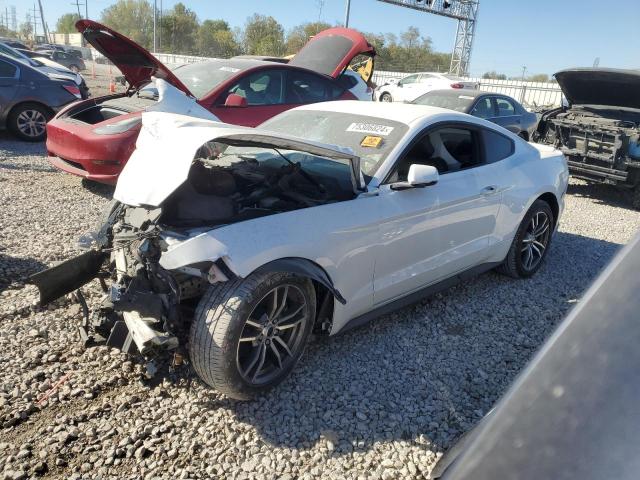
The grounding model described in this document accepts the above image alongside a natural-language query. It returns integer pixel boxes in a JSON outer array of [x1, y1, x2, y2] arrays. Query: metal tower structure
[[376, 0, 480, 76]]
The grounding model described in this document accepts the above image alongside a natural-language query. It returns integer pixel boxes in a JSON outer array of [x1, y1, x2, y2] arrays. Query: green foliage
[[100, 0, 154, 49], [55, 13, 81, 34], [370, 26, 449, 73], [526, 73, 550, 83], [86, 5, 454, 72], [160, 3, 198, 54], [482, 71, 507, 80], [196, 20, 240, 57], [243, 14, 285, 56], [285, 21, 333, 54]]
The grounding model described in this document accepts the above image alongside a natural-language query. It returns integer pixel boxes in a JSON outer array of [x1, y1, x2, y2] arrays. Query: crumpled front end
[[30, 202, 231, 357]]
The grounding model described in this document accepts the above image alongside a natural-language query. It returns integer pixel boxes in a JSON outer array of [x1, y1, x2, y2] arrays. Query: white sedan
[[376, 72, 479, 103], [31, 101, 568, 400]]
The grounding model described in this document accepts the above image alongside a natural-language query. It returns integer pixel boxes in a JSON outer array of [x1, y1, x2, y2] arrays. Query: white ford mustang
[[31, 101, 568, 399]]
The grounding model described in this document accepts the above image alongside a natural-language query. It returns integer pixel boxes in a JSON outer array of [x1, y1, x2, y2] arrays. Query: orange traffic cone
[[109, 78, 116, 93]]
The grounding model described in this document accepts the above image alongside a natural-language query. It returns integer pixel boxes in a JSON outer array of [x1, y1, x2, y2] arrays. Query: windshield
[[261, 111, 408, 176], [413, 92, 473, 112], [172, 60, 249, 99]]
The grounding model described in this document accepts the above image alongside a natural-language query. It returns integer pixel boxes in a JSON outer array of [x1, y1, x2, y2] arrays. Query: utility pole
[[344, 0, 351, 27], [521, 66, 527, 82], [153, 0, 157, 52], [36, 0, 48, 43], [72, 0, 82, 18]]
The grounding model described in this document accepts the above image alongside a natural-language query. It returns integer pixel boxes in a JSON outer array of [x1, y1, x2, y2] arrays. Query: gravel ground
[[0, 135, 639, 480]]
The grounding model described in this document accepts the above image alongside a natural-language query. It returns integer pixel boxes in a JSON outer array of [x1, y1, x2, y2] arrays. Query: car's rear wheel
[[498, 199, 554, 278], [189, 272, 316, 400], [8, 103, 51, 142], [379, 92, 393, 102]]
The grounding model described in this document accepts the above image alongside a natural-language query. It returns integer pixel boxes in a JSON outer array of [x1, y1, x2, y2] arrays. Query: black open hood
[[555, 68, 640, 110]]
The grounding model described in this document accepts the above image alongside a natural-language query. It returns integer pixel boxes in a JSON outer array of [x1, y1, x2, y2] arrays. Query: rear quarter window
[[483, 129, 515, 163]]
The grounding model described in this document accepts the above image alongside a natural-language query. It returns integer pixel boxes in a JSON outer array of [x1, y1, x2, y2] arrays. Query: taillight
[[450, 83, 464, 89], [62, 84, 81, 99]]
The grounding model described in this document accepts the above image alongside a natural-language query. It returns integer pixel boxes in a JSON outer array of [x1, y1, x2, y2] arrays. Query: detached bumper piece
[[29, 250, 107, 306]]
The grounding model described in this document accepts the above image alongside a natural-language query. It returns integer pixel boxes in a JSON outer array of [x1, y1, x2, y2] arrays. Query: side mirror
[[390, 164, 439, 190], [224, 93, 247, 107]]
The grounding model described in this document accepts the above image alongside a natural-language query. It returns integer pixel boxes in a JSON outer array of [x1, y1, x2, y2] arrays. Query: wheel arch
[[250, 257, 345, 305], [248, 257, 343, 334], [536, 191, 560, 227], [8, 100, 55, 122]]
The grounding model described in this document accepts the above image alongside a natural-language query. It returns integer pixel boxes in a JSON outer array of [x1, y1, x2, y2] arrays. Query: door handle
[[482, 185, 498, 195]]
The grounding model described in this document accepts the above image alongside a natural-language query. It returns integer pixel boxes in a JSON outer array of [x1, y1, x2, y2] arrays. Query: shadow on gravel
[[81, 178, 115, 199], [187, 231, 623, 457], [0, 252, 46, 293], [567, 181, 635, 210], [0, 132, 47, 157]]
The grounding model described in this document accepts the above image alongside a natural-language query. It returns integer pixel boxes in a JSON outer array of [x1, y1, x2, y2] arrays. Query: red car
[[46, 20, 375, 184]]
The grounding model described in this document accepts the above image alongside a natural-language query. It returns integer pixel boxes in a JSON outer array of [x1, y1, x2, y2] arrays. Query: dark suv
[[534, 68, 640, 209]]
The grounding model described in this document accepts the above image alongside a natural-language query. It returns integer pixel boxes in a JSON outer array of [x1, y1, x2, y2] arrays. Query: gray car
[[37, 49, 86, 73], [412, 89, 538, 140], [0, 53, 82, 141]]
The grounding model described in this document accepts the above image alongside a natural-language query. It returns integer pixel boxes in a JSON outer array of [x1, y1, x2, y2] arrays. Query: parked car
[[0, 53, 83, 141], [31, 100, 568, 399], [46, 20, 376, 185], [376, 72, 478, 103], [36, 49, 86, 72], [0, 42, 89, 98], [413, 89, 538, 140], [0, 39, 29, 50], [534, 68, 640, 209]]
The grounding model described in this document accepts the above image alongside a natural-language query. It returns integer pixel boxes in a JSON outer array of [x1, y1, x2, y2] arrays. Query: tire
[[518, 131, 529, 141], [8, 103, 51, 142], [379, 92, 393, 102], [69, 65, 80, 73], [498, 199, 554, 278], [189, 271, 316, 400]]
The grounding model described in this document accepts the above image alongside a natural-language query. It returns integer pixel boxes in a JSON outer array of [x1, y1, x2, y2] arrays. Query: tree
[[482, 71, 507, 80], [55, 13, 81, 34], [19, 22, 33, 42], [526, 73, 549, 83], [196, 19, 240, 58], [285, 21, 332, 54], [243, 14, 285, 56], [100, 0, 154, 49], [160, 3, 198, 54]]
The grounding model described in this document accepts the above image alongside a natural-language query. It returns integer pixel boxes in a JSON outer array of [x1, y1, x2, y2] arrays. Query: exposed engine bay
[[535, 106, 640, 188], [161, 142, 354, 228], [30, 140, 355, 357]]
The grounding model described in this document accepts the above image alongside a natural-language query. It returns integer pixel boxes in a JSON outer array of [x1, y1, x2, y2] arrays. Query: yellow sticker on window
[[361, 135, 383, 148]]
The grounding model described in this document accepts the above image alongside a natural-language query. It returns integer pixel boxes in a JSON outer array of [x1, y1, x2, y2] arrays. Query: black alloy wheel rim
[[521, 210, 551, 271], [236, 284, 309, 386]]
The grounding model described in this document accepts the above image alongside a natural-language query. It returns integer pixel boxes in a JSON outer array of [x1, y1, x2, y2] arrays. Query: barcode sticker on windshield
[[346, 123, 394, 136]]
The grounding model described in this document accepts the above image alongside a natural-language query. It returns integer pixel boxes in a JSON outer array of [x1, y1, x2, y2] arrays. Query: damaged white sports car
[[32, 101, 568, 399]]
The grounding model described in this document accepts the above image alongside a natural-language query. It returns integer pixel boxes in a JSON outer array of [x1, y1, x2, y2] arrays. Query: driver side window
[[222, 70, 285, 106], [388, 126, 481, 182], [398, 74, 419, 86]]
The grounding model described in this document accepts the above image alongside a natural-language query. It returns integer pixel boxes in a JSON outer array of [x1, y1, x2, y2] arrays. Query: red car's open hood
[[75, 19, 192, 95], [289, 27, 375, 78]]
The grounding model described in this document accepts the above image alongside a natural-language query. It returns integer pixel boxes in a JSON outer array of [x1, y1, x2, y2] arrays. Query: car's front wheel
[[498, 199, 554, 278], [379, 92, 393, 102], [189, 272, 316, 400]]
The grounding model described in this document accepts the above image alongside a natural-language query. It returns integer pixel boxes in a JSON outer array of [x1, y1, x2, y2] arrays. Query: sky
[[8, 0, 640, 77]]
